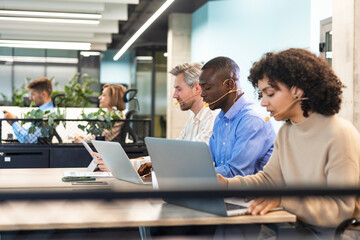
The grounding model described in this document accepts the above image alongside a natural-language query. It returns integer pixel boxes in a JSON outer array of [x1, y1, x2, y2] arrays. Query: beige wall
[[166, 13, 192, 139], [332, 0, 360, 131]]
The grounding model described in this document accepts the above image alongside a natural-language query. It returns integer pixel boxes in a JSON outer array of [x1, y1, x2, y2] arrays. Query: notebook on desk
[[144, 137, 251, 217], [91, 140, 151, 185]]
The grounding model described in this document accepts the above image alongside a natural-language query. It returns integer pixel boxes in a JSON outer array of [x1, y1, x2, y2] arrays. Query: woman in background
[[75, 83, 127, 142]]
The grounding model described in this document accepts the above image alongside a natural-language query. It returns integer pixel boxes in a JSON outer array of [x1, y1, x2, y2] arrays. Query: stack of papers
[[63, 171, 113, 178]]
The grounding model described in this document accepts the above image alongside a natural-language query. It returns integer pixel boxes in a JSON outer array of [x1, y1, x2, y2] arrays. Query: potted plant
[[77, 108, 124, 140], [51, 73, 100, 107], [22, 107, 66, 144]]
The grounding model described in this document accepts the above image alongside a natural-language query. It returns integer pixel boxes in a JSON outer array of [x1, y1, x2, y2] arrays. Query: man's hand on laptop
[[217, 174, 228, 188], [247, 197, 281, 216], [91, 152, 110, 172], [138, 162, 152, 176]]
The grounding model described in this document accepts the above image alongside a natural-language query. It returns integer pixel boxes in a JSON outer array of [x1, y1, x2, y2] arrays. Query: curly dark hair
[[248, 48, 345, 117]]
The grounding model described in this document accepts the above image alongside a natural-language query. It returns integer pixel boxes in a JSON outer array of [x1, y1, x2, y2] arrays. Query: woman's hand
[[92, 152, 110, 172], [247, 197, 281, 215], [74, 135, 85, 143], [217, 174, 228, 188]]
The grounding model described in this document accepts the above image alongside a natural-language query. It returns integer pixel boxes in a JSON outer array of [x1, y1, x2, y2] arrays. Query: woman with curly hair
[[217, 48, 360, 239]]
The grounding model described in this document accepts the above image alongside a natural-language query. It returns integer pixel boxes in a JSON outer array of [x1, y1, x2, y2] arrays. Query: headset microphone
[[205, 90, 244, 108], [174, 92, 200, 105], [264, 96, 308, 121]]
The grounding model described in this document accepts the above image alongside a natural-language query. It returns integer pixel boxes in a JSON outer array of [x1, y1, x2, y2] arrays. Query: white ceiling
[[0, 0, 140, 50]]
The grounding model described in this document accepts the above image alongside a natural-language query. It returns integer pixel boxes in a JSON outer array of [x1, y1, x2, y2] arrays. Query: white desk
[[0, 168, 150, 191], [0, 168, 296, 233]]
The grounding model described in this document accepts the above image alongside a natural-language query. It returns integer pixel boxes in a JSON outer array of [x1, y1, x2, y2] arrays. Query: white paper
[[63, 171, 113, 178]]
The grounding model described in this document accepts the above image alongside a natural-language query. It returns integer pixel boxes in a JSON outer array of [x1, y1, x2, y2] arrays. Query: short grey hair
[[169, 62, 203, 87]]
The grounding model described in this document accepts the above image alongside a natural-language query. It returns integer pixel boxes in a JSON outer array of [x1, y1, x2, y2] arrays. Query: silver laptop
[[145, 137, 250, 217], [91, 140, 148, 184]]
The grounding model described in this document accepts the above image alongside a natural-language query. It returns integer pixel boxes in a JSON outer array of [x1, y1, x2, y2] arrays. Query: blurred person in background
[[3, 77, 54, 143], [75, 83, 127, 143]]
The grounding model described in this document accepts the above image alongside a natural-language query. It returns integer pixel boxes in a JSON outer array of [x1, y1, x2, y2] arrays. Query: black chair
[[51, 93, 66, 107], [123, 89, 139, 112], [49, 93, 65, 143], [117, 110, 139, 143], [115, 89, 140, 143], [334, 218, 360, 240]]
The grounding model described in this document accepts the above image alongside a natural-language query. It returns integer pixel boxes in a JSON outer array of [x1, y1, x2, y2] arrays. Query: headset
[[203, 78, 245, 162], [174, 92, 201, 105], [264, 96, 308, 121], [204, 78, 243, 108]]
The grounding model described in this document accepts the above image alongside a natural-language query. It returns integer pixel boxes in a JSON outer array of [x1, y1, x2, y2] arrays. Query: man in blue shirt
[[3, 77, 54, 143], [199, 57, 275, 177]]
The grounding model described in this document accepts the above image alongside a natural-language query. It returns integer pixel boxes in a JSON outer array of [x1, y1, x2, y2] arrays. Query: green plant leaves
[[77, 108, 124, 137], [21, 108, 65, 138], [51, 73, 100, 107], [34, 109, 43, 118]]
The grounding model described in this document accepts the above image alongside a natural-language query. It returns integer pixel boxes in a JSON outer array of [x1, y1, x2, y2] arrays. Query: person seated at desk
[[75, 83, 127, 143], [199, 56, 276, 178], [217, 48, 360, 239], [3, 77, 54, 143], [95, 62, 219, 173]]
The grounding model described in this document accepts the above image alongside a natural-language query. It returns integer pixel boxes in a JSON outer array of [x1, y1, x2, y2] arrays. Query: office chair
[[49, 93, 65, 143], [115, 89, 140, 143], [334, 218, 360, 240], [51, 93, 66, 107]]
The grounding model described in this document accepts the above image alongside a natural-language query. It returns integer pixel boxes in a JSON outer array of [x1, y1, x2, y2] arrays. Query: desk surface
[[0, 168, 150, 191], [0, 199, 296, 231], [0, 168, 296, 231]]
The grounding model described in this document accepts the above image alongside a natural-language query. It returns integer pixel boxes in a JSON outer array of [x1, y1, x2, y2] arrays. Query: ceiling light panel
[[0, 10, 102, 19], [1, 0, 104, 13], [0, 40, 91, 50], [0, 16, 99, 24]]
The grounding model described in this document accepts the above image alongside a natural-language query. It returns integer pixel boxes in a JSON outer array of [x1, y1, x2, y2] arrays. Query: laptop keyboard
[[225, 202, 247, 211]]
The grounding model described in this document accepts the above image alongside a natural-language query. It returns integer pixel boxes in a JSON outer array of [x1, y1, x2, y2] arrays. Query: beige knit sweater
[[227, 113, 360, 227]]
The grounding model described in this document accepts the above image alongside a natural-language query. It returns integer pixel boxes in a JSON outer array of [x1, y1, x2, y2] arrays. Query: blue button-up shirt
[[210, 95, 276, 177], [12, 101, 55, 143]]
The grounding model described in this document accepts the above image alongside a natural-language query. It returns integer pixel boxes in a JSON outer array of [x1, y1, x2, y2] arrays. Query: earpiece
[[264, 97, 308, 121]]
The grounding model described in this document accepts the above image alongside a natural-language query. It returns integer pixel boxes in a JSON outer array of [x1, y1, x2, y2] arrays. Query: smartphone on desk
[[62, 176, 96, 182]]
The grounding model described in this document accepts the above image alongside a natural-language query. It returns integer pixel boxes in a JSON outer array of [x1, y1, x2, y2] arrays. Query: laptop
[[91, 140, 149, 185], [145, 137, 251, 217]]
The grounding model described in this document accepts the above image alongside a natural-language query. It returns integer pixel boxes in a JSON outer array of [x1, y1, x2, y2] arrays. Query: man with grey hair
[[96, 62, 218, 174], [171, 62, 218, 142], [136, 63, 218, 175]]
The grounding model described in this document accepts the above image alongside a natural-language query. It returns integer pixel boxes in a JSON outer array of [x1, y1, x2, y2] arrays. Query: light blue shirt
[[12, 101, 55, 143], [209, 95, 276, 177]]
